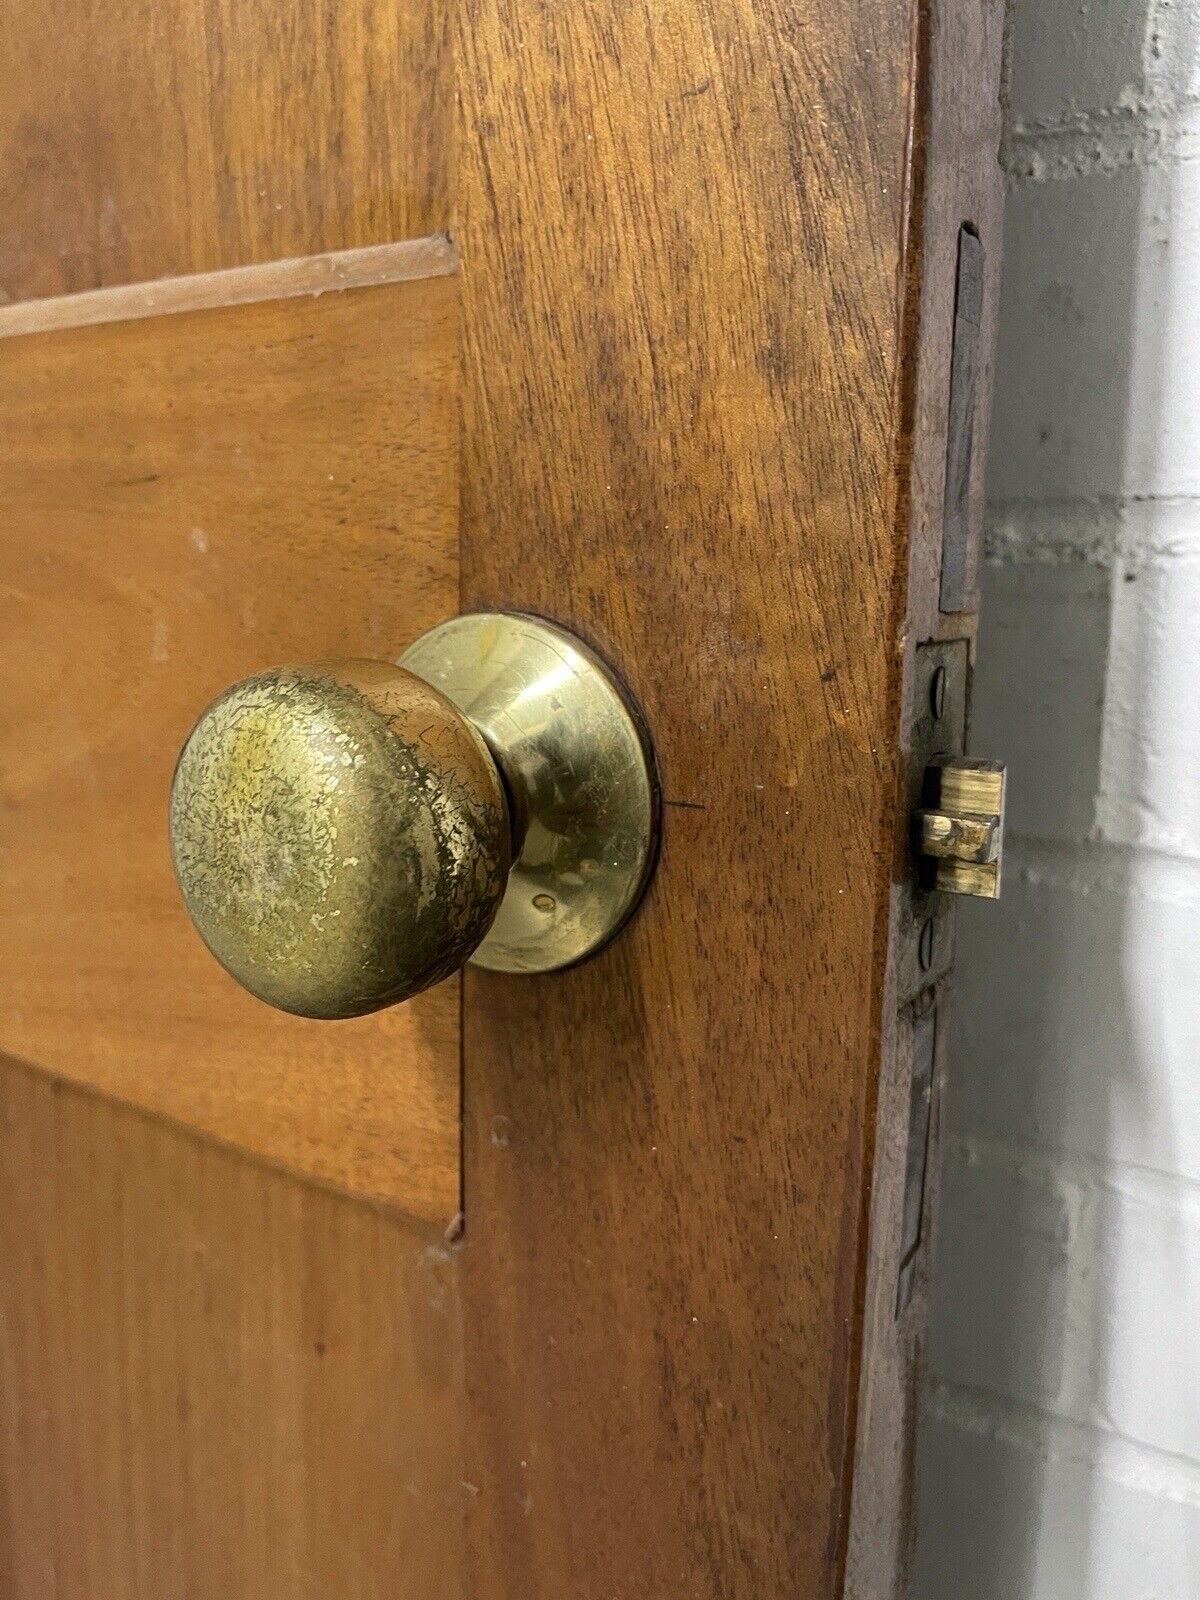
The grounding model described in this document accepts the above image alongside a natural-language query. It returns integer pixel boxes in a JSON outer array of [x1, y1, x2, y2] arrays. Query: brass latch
[[914, 756, 1006, 900], [898, 641, 1007, 1001]]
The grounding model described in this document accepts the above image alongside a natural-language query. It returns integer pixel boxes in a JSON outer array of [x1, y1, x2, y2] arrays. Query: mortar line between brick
[[925, 1380, 1200, 1505], [1001, 833, 1200, 882], [941, 1131, 1200, 1201]]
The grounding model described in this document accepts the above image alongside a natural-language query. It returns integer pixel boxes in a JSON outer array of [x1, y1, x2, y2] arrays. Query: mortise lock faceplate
[[898, 640, 1007, 1003]]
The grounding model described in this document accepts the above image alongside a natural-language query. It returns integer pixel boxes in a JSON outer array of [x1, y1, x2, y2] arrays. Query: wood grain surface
[[0, 0, 451, 303], [0, 0, 1006, 1590], [456, 2, 925, 1595], [0, 1058, 463, 1599], [0, 273, 462, 1218]]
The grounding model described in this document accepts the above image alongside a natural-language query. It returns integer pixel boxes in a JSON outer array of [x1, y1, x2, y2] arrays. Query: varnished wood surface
[[457, 2, 925, 1595], [0, 0, 1005, 1591], [0, 0, 451, 304], [0, 1059, 463, 1599], [0, 273, 461, 1218]]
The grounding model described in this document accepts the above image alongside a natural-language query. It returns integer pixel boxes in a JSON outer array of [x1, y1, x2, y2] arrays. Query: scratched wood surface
[[456, 1, 930, 1596], [0, 273, 461, 1217], [0, 1059, 464, 1600], [0, 0, 451, 303]]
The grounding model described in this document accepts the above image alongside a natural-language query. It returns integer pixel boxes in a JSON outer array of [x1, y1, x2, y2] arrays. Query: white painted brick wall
[[915, 2, 1200, 1594]]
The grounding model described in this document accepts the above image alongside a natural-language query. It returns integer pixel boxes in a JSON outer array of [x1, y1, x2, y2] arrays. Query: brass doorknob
[[169, 613, 658, 1018]]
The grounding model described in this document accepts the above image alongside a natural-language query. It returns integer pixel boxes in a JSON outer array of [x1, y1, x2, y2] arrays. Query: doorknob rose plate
[[169, 613, 658, 1018], [400, 612, 659, 975]]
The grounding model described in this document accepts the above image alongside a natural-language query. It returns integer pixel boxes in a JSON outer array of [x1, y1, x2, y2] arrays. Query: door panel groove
[[0, 236, 458, 342]]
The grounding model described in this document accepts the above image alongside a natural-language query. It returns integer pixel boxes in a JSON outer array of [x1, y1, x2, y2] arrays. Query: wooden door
[[0, 2, 1004, 1597]]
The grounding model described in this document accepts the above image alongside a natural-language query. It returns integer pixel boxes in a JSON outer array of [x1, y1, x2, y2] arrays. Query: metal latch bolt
[[914, 756, 1006, 900]]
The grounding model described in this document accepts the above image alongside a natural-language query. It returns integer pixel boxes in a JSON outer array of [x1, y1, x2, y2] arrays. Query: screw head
[[918, 916, 936, 972], [929, 665, 947, 721]]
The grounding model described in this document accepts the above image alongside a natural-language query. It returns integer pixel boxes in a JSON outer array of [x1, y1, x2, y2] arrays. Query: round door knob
[[169, 613, 658, 1019]]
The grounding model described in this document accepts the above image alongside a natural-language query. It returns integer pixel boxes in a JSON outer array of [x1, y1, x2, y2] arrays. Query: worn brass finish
[[401, 613, 659, 974], [916, 756, 1007, 900], [169, 615, 658, 1016], [899, 641, 1009, 1000], [914, 808, 1000, 863], [170, 662, 510, 1018]]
